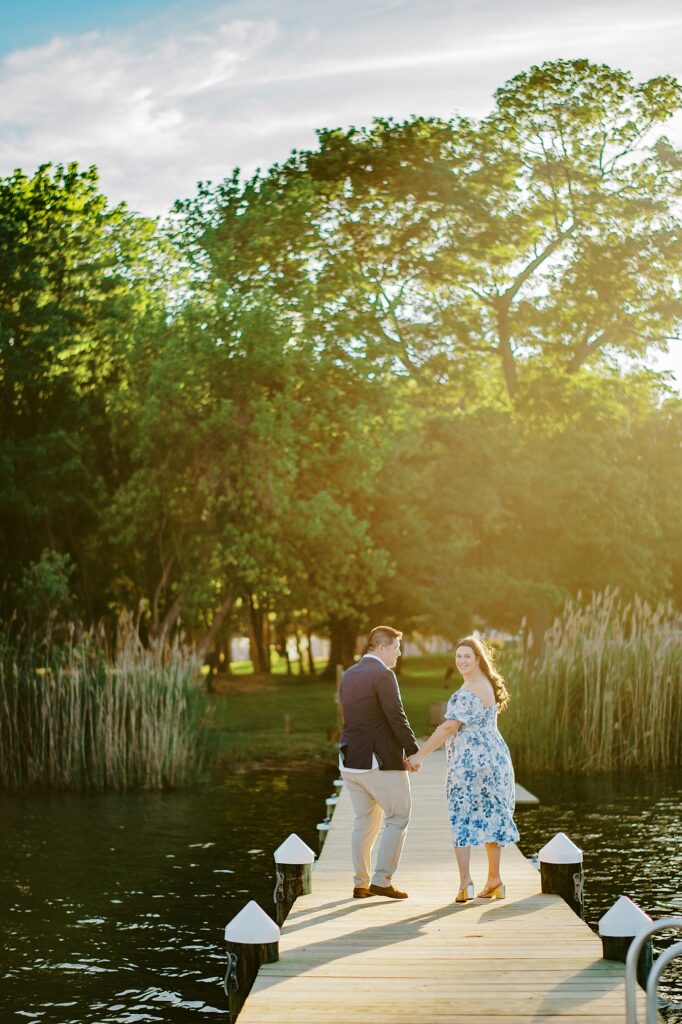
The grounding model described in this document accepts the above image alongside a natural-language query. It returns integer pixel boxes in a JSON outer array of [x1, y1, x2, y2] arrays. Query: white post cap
[[598, 896, 652, 937], [316, 822, 330, 831], [224, 901, 280, 944], [274, 833, 316, 865], [326, 796, 339, 806], [539, 832, 583, 864], [334, 778, 344, 786]]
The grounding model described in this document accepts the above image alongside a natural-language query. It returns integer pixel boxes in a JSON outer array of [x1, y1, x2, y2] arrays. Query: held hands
[[404, 754, 422, 772]]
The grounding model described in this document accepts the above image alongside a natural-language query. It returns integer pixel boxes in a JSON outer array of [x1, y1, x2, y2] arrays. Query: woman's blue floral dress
[[444, 687, 519, 847]]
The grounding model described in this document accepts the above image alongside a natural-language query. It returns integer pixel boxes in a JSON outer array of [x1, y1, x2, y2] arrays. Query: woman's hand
[[405, 754, 423, 771]]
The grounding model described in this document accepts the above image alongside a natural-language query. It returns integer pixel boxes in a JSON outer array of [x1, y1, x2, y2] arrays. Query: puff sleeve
[[445, 689, 484, 725]]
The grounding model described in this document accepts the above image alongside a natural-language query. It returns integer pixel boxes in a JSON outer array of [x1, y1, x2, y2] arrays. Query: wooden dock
[[514, 783, 539, 806], [237, 752, 649, 1023]]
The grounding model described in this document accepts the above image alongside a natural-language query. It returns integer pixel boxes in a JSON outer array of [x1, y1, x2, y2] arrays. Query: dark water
[[0, 769, 335, 1024], [1, 770, 681, 1023], [516, 772, 682, 1008]]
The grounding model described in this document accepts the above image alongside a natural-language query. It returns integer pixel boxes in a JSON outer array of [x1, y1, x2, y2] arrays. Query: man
[[338, 625, 420, 900]]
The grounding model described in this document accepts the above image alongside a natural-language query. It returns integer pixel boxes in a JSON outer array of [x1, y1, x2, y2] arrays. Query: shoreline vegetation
[[0, 615, 204, 791], [504, 590, 682, 774], [1, 590, 679, 792]]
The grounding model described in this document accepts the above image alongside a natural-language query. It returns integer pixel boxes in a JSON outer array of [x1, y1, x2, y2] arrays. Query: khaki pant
[[341, 769, 412, 888]]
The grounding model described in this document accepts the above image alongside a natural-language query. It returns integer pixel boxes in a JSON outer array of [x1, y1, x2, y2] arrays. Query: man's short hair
[[366, 625, 403, 651]]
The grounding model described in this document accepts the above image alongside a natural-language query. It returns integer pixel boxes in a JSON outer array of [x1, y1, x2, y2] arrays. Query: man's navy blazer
[[339, 655, 419, 771]]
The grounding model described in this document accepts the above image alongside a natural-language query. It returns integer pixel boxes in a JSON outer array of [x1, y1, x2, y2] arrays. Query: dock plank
[[515, 783, 540, 805], [237, 753, 651, 1023]]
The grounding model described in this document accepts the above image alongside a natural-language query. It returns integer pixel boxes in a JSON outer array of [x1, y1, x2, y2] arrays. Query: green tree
[[12, 548, 75, 639], [365, 366, 682, 641], [198, 61, 682, 401], [0, 163, 161, 618], [106, 271, 392, 665], [441, 60, 682, 395]]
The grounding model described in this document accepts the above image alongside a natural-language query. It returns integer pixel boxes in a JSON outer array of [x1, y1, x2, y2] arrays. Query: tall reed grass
[[502, 589, 682, 774], [0, 615, 204, 791]]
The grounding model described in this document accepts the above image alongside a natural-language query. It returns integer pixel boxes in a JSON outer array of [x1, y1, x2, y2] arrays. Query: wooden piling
[[599, 895, 653, 989], [315, 820, 330, 852], [223, 901, 279, 1021], [539, 831, 585, 919], [273, 834, 315, 927]]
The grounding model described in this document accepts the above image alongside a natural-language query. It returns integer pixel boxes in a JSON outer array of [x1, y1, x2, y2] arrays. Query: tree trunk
[[224, 635, 233, 676], [196, 593, 236, 664], [306, 629, 316, 676], [565, 331, 608, 374], [494, 301, 518, 399], [275, 621, 292, 675], [323, 616, 358, 678], [294, 631, 305, 676], [247, 595, 271, 675], [204, 657, 217, 693], [158, 596, 182, 651], [151, 555, 174, 637], [263, 614, 271, 669]]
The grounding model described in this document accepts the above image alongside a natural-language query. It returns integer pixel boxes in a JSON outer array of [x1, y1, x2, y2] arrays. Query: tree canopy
[[2, 60, 682, 665]]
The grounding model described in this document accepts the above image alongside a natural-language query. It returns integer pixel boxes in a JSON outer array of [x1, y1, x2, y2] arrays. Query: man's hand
[[404, 756, 421, 772]]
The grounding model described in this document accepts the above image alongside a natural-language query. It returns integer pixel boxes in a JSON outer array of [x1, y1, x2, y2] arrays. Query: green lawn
[[201, 654, 456, 768], [224, 654, 329, 677]]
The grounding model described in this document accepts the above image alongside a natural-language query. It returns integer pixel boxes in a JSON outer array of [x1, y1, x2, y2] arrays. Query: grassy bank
[[203, 655, 453, 767]]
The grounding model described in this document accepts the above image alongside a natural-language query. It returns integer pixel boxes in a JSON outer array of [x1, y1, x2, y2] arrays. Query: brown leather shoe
[[369, 884, 408, 899], [352, 887, 375, 898]]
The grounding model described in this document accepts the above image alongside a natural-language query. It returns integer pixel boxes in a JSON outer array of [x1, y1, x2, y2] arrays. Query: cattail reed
[[0, 614, 203, 791], [502, 589, 682, 773]]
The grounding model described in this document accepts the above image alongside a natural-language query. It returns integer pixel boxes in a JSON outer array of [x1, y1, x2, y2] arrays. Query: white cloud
[[0, 0, 681, 219], [0, 16, 277, 199], [240, 15, 682, 89]]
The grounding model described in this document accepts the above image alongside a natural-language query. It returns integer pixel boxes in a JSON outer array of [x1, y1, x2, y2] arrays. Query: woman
[[406, 636, 518, 902]]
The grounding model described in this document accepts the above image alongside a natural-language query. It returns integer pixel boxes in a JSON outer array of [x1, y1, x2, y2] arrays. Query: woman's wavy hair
[[456, 635, 510, 711]]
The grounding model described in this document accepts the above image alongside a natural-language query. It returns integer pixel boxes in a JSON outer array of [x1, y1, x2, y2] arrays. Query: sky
[[1, 0, 681, 384]]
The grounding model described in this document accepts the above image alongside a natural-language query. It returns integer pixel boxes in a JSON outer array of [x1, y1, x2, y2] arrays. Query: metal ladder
[[625, 917, 682, 1024]]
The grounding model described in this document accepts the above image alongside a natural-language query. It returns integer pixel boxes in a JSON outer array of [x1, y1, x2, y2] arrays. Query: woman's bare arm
[[407, 719, 461, 766]]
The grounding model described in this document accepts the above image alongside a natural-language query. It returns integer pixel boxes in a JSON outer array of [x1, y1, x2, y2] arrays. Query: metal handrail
[[646, 939, 682, 1024], [625, 917, 682, 1024]]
